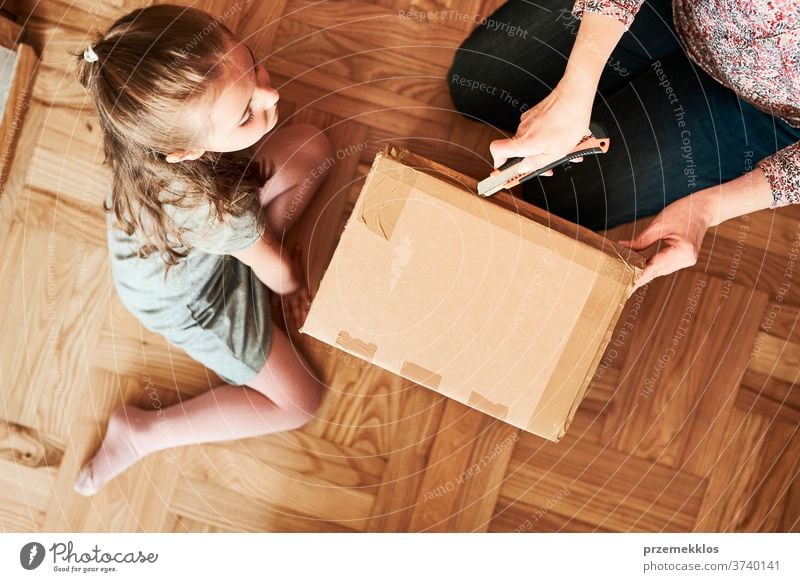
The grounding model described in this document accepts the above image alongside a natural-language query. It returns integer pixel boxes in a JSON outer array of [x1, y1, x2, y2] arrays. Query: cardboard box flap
[[378, 145, 646, 275]]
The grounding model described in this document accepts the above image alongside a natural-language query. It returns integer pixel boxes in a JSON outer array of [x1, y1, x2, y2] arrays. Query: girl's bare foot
[[73, 404, 151, 497]]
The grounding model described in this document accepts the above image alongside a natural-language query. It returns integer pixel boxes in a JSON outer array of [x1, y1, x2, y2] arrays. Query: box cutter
[[476, 121, 611, 197]]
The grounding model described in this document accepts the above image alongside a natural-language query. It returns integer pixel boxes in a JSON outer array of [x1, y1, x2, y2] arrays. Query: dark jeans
[[448, 0, 800, 231]]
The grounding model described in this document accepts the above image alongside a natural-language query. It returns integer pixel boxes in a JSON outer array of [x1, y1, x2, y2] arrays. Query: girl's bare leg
[[74, 320, 323, 496], [252, 123, 334, 234], [255, 123, 332, 329]]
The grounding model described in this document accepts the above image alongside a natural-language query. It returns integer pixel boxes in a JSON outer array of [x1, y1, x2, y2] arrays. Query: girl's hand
[[489, 83, 594, 176], [618, 193, 713, 295], [230, 227, 298, 295], [270, 243, 312, 332]]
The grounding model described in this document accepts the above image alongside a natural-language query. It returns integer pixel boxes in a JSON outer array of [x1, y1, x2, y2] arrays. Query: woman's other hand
[[618, 193, 714, 294], [618, 168, 776, 295]]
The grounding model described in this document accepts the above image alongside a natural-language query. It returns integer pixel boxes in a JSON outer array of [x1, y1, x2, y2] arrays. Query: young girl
[[71, 4, 334, 496]]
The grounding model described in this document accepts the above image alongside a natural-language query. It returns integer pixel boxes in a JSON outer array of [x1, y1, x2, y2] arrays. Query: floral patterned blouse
[[571, 0, 800, 209]]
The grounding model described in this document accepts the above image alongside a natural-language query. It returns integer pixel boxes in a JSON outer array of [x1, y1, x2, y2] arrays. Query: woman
[[449, 0, 800, 292]]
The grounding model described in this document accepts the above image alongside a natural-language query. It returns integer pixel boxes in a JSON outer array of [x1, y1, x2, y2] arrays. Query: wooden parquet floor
[[1, 0, 798, 533]]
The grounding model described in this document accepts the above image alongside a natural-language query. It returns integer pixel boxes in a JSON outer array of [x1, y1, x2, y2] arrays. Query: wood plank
[[304, 360, 412, 455], [737, 368, 800, 426], [714, 207, 800, 256], [0, 41, 38, 200], [169, 477, 357, 533], [235, 0, 288, 55], [0, 420, 64, 470], [273, 0, 461, 105], [408, 401, 518, 531], [729, 419, 800, 531], [696, 231, 800, 308], [218, 429, 389, 488], [0, 458, 56, 532], [490, 493, 615, 533], [0, 100, 47, 289], [0, 223, 86, 426], [601, 273, 768, 477], [4, 0, 125, 34], [41, 370, 137, 531], [14, 186, 108, 248], [78, 451, 181, 532], [175, 442, 377, 530], [496, 430, 706, 532], [693, 406, 772, 532], [270, 61, 457, 140], [366, 385, 447, 531], [37, 241, 110, 438], [749, 333, 800, 384]]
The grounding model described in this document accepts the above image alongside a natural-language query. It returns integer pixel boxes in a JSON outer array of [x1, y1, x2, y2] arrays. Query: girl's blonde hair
[[71, 3, 270, 277]]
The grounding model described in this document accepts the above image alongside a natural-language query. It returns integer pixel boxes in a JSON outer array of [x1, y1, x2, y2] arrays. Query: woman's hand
[[617, 193, 714, 294], [487, 11, 627, 177], [489, 81, 594, 176]]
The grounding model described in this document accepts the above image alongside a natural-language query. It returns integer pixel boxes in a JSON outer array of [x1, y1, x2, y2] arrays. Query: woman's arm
[[618, 167, 775, 293], [489, 11, 628, 170], [700, 166, 774, 227], [558, 12, 627, 104]]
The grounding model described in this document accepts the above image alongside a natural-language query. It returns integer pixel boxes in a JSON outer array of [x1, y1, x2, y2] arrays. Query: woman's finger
[[635, 244, 691, 291], [490, 136, 544, 168], [618, 221, 663, 252]]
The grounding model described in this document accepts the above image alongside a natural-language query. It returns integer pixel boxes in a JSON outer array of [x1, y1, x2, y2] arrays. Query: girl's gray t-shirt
[[104, 183, 266, 340]]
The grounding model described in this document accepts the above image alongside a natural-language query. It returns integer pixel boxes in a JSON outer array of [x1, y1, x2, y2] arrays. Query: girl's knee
[[307, 130, 335, 175], [297, 376, 324, 417], [288, 123, 334, 163], [283, 378, 324, 430], [284, 125, 335, 187]]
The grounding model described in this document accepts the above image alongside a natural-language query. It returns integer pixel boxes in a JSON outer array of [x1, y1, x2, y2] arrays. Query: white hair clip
[[83, 45, 99, 63]]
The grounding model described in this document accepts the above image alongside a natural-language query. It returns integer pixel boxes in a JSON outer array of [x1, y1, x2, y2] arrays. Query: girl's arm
[[230, 228, 300, 295]]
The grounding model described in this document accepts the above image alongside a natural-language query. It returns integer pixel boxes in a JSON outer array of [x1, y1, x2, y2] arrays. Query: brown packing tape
[[359, 155, 412, 240], [335, 331, 378, 360], [525, 272, 629, 441], [385, 145, 480, 192], [468, 391, 510, 419], [400, 361, 442, 388]]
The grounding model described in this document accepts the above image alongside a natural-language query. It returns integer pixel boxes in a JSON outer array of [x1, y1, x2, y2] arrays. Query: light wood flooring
[[0, 0, 798, 532]]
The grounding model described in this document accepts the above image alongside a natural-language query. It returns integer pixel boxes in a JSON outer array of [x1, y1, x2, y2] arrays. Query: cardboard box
[[300, 146, 645, 441]]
